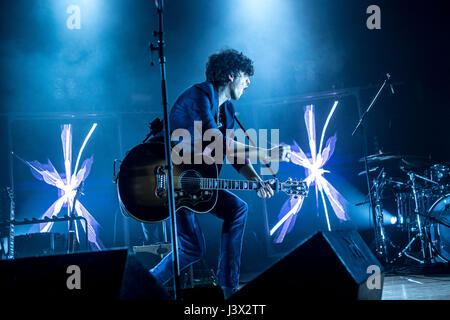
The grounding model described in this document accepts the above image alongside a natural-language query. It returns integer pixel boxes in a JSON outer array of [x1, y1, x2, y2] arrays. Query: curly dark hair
[[205, 49, 254, 87]]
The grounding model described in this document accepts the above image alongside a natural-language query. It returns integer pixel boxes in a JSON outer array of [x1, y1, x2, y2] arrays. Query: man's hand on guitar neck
[[237, 163, 275, 199], [255, 178, 275, 199]]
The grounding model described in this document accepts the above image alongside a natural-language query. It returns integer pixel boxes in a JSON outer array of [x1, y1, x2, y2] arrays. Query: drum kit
[[359, 153, 450, 265]]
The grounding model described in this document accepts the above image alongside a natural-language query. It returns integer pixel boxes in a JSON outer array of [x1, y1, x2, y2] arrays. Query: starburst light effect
[[20, 123, 103, 250], [270, 101, 349, 243]]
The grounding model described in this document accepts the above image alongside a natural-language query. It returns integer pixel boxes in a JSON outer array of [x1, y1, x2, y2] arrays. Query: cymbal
[[359, 153, 401, 163], [357, 167, 379, 176], [401, 155, 433, 168], [359, 153, 432, 167]]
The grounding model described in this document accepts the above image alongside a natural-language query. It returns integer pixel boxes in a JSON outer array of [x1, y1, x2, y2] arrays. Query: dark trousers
[[150, 190, 248, 290]]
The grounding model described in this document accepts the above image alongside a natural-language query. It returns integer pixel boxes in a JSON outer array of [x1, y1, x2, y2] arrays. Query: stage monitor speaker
[[231, 230, 384, 301], [0, 249, 172, 300]]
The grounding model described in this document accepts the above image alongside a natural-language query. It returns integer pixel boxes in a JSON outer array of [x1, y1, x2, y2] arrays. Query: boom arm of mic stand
[[351, 78, 387, 137]]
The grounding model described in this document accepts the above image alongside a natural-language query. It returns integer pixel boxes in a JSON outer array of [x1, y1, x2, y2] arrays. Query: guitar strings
[[174, 176, 260, 188], [171, 177, 302, 193], [175, 178, 258, 184], [175, 177, 257, 183]]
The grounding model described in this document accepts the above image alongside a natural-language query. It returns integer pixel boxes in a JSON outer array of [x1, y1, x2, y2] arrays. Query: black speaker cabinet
[[0, 249, 172, 300], [231, 231, 384, 301]]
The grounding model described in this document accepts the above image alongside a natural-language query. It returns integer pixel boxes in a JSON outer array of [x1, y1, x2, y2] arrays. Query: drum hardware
[[432, 184, 449, 196], [371, 168, 389, 261], [391, 203, 450, 263], [401, 168, 439, 186], [386, 177, 407, 188], [408, 171, 428, 261], [388, 171, 433, 264], [358, 155, 450, 265], [355, 168, 393, 206], [429, 164, 449, 182], [386, 166, 449, 264]]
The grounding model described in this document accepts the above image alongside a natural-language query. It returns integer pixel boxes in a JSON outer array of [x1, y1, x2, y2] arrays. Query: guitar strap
[[142, 117, 164, 144]]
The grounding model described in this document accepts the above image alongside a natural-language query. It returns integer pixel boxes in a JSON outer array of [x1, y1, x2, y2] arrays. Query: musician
[[150, 49, 291, 298]]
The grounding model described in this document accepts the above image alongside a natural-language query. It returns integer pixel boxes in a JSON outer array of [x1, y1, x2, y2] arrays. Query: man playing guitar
[[149, 49, 291, 298]]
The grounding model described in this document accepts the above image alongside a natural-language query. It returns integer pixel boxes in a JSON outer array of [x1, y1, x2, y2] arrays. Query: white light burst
[[20, 123, 103, 250], [271, 102, 349, 243]]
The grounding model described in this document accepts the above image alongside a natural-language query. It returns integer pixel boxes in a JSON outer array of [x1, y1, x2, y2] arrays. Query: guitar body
[[117, 141, 218, 222]]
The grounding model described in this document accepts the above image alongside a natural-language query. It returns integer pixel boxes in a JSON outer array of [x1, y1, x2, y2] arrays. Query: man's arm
[[188, 85, 290, 163], [226, 138, 291, 163]]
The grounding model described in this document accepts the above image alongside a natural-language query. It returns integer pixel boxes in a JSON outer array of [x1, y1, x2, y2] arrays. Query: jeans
[[150, 190, 248, 290]]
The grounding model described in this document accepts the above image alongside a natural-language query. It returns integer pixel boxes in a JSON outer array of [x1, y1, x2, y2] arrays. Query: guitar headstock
[[280, 178, 308, 198]]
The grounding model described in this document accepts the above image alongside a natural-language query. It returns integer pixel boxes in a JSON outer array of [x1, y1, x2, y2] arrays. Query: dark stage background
[[1, 0, 449, 274]]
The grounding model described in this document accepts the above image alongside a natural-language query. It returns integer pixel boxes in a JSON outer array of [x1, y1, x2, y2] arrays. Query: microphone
[[386, 73, 395, 95]]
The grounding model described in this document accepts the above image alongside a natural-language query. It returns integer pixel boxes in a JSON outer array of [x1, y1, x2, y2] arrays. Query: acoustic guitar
[[117, 141, 308, 223]]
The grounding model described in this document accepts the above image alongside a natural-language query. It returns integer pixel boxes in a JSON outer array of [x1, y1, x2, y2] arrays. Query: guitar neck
[[199, 178, 274, 191]]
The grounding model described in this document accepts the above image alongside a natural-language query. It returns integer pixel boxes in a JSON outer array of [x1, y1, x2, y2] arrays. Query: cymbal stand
[[409, 172, 428, 260], [390, 171, 432, 264], [372, 168, 389, 262]]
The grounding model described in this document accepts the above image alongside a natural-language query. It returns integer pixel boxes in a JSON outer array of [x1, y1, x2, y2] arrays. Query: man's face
[[229, 71, 251, 100]]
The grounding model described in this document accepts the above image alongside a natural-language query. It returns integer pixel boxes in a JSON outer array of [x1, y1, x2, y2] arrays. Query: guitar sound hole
[[179, 170, 202, 194]]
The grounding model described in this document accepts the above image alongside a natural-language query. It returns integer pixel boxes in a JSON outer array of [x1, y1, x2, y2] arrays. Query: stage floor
[[382, 274, 450, 300], [240, 263, 450, 300]]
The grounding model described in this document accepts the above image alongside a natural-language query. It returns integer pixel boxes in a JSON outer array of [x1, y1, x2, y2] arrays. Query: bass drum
[[428, 194, 450, 261]]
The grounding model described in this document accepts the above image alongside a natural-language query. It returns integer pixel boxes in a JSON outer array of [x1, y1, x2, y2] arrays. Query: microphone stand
[[352, 74, 392, 137], [352, 73, 393, 263], [150, 0, 181, 301]]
